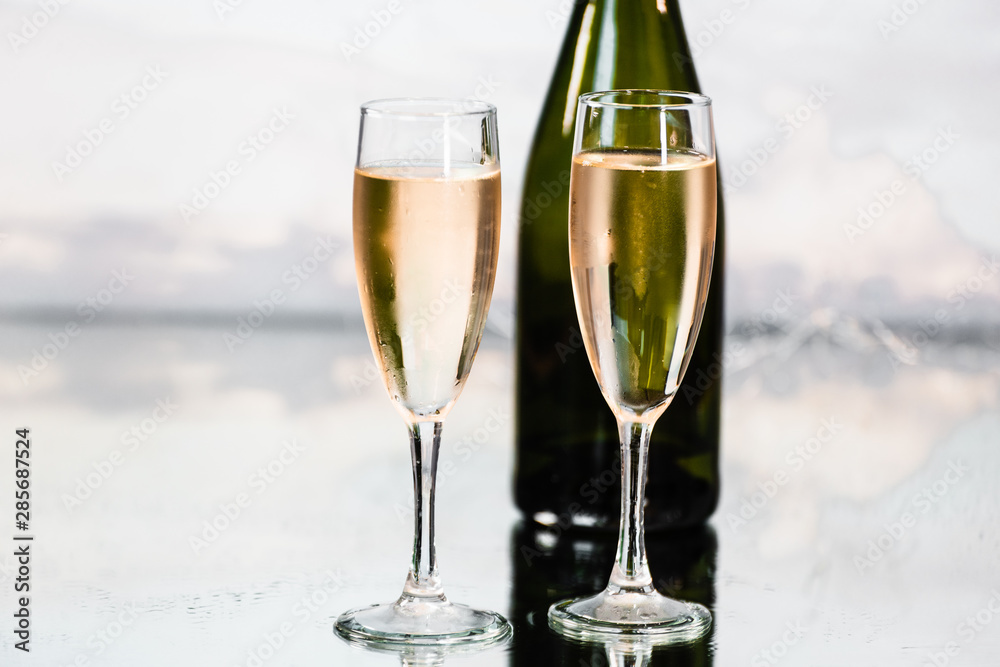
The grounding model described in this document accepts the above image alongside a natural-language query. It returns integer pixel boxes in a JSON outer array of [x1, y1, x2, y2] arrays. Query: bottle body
[[515, 0, 724, 531]]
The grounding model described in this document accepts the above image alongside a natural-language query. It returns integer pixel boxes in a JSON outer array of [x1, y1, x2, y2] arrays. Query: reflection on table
[[510, 522, 717, 666]]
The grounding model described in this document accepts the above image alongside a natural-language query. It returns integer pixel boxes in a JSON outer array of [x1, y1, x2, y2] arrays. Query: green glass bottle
[[515, 0, 724, 531]]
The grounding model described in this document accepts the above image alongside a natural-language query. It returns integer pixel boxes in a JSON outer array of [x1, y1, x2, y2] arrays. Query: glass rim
[[578, 90, 712, 110], [360, 97, 496, 118]]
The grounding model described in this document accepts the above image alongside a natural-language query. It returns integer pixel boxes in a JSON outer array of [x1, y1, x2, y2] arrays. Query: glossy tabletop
[[0, 318, 997, 666]]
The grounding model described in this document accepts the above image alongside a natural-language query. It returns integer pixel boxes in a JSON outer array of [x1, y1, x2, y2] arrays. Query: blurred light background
[[2, 0, 997, 328]]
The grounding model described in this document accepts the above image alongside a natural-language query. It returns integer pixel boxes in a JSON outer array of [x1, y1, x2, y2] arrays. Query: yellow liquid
[[570, 150, 716, 420], [354, 163, 501, 420]]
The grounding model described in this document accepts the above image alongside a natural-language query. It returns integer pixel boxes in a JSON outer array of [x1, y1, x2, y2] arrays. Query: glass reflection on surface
[[510, 522, 717, 665], [335, 636, 511, 666]]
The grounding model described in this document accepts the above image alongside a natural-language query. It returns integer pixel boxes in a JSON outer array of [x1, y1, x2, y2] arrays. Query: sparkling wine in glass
[[548, 90, 717, 641], [336, 98, 510, 646]]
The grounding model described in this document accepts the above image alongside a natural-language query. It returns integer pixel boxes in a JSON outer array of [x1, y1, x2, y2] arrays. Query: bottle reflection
[[510, 522, 716, 666]]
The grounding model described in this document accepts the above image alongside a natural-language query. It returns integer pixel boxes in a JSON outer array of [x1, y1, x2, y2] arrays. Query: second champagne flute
[[548, 90, 718, 640], [336, 98, 510, 646]]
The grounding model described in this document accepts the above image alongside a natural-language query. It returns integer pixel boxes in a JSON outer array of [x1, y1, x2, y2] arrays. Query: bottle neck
[[588, 0, 684, 16], [539, 0, 699, 141], [567, 0, 698, 93]]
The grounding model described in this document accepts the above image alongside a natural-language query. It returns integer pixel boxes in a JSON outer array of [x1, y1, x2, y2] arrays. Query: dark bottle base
[[514, 436, 720, 533]]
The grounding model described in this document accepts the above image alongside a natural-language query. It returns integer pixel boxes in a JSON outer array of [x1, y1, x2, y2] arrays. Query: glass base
[[548, 587, 711, 642], [335, 594, 512, 647]]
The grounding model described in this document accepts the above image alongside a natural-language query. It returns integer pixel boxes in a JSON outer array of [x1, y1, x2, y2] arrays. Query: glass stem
[[402, 420, 444, 600], [607, 643, 652, 667], [609, 420, 655, 593]]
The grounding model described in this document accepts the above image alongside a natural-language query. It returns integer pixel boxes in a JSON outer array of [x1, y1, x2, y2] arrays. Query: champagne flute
[[336, 98, 510, 646], [548, 90, 717, 640]]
